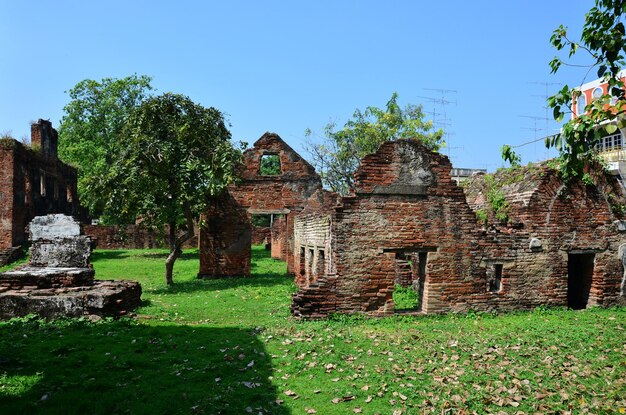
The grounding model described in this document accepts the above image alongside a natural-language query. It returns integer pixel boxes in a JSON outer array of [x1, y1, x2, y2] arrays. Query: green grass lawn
[[1, 246, 626, 414]]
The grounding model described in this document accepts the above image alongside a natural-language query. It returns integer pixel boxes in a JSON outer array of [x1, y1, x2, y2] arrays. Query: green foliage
[[475, 209, 488, 224], [392, 285, 420, 311], [103, 93, 241, 284], [58, 75, 153, 221], [544, 0, 626, 178], [306, 92, 444, 195], [259, 154, 281, 175], [2, 248, 626, 414], [483, 175, 510, 224], [0, 247, 626, 415], [500, 144, 522, 166], [582, 172, 595, 186], [251, 214, 271, 227], [607, 192, 626, 217]]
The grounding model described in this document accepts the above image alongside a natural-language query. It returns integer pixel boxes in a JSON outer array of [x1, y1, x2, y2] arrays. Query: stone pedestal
[[0, 214, 142, 319]]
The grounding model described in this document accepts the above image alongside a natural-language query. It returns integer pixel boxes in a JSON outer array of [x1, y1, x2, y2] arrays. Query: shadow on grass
[[90, 250, 131, 261], [151, 273, 292, 295], [0, 319, 290, 415], [137, 251, 199, 260], [91, 250, 200, 262]]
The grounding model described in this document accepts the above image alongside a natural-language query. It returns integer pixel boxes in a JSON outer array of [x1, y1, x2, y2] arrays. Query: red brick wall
[[292, 140, 626, 319], [198, 192, 251, 278], [82, 224, 199, 249], [251, 226, 271, 245], [270, 215, 286, 260], [199, 133, 322, 277], [0, 121, 80, 250], [0, 144, 15, 249]]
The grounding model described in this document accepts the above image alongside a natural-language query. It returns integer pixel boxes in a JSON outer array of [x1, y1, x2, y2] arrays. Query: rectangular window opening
[[489, 264, 503, 293], [315, 249, 325, 277], [260, 154, 281, 176], [299, 247, 306, 276], [307, 248, 314, 279], [39, 172, 46, 196]]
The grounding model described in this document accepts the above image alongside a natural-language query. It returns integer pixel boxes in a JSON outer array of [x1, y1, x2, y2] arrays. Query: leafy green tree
[[104, 93, 241, 285], [58, 75, 153, 220], [527, 0, 626, 177], [306, 92, 444, 194]]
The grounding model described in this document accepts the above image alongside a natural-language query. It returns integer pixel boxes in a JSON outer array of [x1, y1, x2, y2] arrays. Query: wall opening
[[415, 252, 428, 312], [299, 247, 306, 276], [388, 249, 433, 313], [568, 253, 595, 309], [489, 264, 503, 293], [260, 154, 281, 176], [307, 248, 314, 282], [39, 171, 46, 196], [315, 249, 325, 278]]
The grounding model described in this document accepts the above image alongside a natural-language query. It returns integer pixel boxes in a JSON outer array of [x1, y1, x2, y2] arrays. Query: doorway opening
[[568, 253, 595, 309], [387, 248, 435, 313]]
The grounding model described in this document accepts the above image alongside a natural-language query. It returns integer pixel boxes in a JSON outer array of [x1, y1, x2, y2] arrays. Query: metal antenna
[[418, 88, 459, 162], [529, 81, 561, 159]]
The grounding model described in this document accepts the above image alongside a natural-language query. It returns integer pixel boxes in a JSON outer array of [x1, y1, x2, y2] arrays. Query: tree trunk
[[165, 247, 181, 286], [165, 221, 178, 285], [164, 208, 195, 286]]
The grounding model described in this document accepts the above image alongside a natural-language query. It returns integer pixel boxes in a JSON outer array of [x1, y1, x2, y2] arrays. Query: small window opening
[[592, 87, 603, 101], [299, 247, 306, 276], [489, 264, 503, 292], [260, 154, 281, 176], [315, 249, 325, 277], [307, 248, 314, 278], [66, 185, 73, 203], [39, 172, 46, 196]]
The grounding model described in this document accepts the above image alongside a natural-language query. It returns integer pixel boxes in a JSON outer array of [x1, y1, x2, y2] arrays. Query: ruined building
[[198, 132, 322, 278], [290, 140, 626, 318], [0, 120, 80, 263]]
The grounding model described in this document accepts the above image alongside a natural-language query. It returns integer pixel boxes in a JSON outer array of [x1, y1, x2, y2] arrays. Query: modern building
[[573, 70, 626, 180]]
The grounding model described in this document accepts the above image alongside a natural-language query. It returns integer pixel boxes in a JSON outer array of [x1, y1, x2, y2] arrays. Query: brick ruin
[[0, 120, 81, 264], [291, 140, 626, 318], [198, 132, 322, 278], [7, 120, 621, 319], [0, 214, 141, 319]]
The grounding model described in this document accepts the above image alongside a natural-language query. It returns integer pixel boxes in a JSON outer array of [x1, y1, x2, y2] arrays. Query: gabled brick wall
[[198, 133, 322, 278]]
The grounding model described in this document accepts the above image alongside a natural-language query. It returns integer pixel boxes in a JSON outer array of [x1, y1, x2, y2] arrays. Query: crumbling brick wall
[[198, 192, 251, 278], [292, 140, 626, 319], [270, 215, 287, 260], [0, 120, 80, 251], [251, 226, 271, 246], [199, 133, 322, 278]]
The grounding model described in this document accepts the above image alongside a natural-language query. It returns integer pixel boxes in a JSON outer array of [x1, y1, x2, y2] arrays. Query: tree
[[509, 0, 626, 177], [103, 93, 241, 285], [306, 92, 444, 194], [58, 75, 153, 220]]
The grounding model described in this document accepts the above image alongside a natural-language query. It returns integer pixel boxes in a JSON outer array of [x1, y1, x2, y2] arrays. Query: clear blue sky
[[0, 1, 597, 171]]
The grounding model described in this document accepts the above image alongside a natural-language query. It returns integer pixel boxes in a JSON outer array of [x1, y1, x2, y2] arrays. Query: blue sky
[[0, 1, 597, 171]]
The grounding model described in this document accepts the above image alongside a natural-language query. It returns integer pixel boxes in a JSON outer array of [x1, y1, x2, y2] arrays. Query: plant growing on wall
[[482, 175, 510, 225]]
